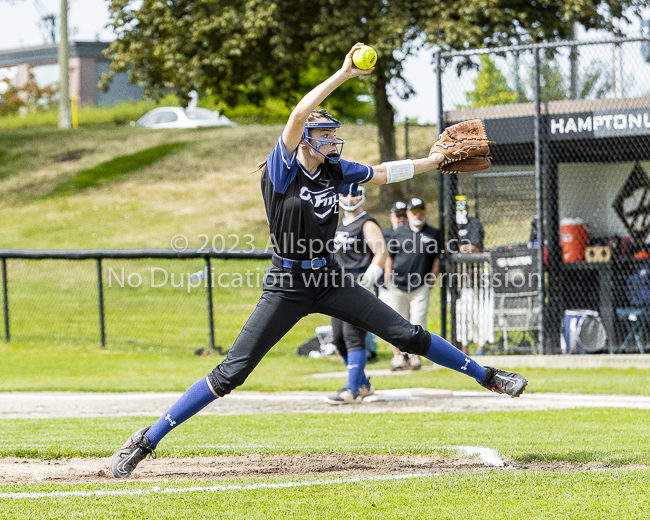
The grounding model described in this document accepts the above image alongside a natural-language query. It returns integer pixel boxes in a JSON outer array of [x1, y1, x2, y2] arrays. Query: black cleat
[[480, 367, 528, 398], [110, 427, 155, 478], [325, 388, 362, 405]]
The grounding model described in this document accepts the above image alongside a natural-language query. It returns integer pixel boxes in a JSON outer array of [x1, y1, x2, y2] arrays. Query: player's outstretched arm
[[368, 154, 446, 185], [281, 43, 374, 157], [369, 119, 492, 184]]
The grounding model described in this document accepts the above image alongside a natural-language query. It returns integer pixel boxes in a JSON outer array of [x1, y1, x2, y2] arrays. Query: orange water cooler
[[561, 218, 589, 262]]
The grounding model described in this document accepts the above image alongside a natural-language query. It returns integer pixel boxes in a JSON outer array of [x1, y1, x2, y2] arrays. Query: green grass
[[1, 409, 649, 462], [0, 123, 440, 248], [1, 470, 649, 520], [0, 254, 649, 394], [48, 142, 187, 196], [1, 257, 391, 358], [0, 98, 180, 130], [3, 340, 650, 393], [2, 410, 650, 518]]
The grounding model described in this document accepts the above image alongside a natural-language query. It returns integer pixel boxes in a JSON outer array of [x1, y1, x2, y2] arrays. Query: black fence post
[[205, 257, 215, 351], [2, 258, 9, 342], [436, 48, 447, 339], [97, 258, 105, 347], [534, 48, 546, 355]]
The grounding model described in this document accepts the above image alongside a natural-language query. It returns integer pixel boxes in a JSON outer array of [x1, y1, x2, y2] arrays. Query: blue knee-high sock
[[145, 377, 217, 447], [425, 334, 487, 383], [341, 352, 370, 388], [345, 349, 367, 393], [342, 354, 369, 387]]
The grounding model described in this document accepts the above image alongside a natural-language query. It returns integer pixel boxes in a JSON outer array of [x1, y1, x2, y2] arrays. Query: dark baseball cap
[[390, 201, 407, 214], [407, 197, 426, 210]]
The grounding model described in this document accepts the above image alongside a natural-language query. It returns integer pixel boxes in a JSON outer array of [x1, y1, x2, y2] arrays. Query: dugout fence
[[0, 249, 271, 352], [437, 34, 650, 355]]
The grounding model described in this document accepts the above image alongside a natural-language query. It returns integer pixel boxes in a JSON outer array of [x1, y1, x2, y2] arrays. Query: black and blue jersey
[[261, 136, 373, 260], [333, 210, 378, 271]]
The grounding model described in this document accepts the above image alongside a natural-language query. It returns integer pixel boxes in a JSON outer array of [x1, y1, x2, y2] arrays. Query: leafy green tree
[[537, 57, 568, 102], [101, 0, 642, 196], [578, 60, 613, 99], [527, 56, 613, 103], [457, 52, 614, 109], [461, 55, 518, 108]]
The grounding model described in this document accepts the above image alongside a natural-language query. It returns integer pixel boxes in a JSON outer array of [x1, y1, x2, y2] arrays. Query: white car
[[133, 107, 237, 129]]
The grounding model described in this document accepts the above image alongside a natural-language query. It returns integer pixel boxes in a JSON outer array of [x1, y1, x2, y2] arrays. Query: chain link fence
[[438, 35, 650, 355], [0, 250, 271, 354]]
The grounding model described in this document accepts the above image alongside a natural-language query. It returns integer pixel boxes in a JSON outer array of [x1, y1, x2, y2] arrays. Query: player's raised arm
[[281, 43, 374, 157]]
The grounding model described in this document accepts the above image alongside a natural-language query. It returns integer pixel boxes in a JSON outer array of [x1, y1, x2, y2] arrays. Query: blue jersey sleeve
[[340, 159, 373, 184], [339, 159, 373, 196], [266, 136, 298, 194]]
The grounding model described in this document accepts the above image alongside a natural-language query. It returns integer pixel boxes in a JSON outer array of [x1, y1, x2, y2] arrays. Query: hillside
[[0, 124, 440, 250]]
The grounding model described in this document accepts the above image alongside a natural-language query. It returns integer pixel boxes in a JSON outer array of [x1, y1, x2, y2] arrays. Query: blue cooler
[[563, 310, 608, 354]]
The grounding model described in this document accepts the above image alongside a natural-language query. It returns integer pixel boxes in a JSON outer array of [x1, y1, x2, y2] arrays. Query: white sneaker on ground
[[406, 354, 422, 370], [390, 354, 408, 371]]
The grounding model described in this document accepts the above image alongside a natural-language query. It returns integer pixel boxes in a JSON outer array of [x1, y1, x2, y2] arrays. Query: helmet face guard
[[339, 185, 365, 211], [304, 121, 345, 163]]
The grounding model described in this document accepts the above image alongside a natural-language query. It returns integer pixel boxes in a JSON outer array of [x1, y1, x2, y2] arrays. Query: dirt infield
[[0, 454, 637, 486], [4, 389, 649, 486]]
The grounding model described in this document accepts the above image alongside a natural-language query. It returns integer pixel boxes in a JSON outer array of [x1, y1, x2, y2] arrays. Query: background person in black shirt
[[385, 198, 441, 370], [378, 201, 409, 365], [383, 201, 409, 242]]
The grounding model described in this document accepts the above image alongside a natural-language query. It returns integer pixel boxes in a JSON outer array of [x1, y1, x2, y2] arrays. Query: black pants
[[208, 263, 431, 396], [331, 316, 366, 358]]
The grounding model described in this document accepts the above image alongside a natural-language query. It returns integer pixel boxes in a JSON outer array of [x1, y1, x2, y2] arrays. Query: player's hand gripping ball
[[353, 45, 377, 70]]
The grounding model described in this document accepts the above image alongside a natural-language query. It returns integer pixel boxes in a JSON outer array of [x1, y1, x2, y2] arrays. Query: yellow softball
[[352, 45, 377, 70]]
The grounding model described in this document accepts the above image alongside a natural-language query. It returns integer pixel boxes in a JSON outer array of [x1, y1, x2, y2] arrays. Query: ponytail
[[250, 160, 267, 174]]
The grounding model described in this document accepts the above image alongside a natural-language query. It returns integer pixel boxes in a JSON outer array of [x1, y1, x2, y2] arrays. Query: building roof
[[0, 41, 109, 68]]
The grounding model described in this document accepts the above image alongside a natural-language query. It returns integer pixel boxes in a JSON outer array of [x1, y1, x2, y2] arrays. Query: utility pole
[[58, 0, 71, 129], [612, 17, 623, 99]]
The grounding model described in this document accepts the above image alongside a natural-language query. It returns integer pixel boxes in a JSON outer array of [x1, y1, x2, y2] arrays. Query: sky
[[1, 0, 649, 124]]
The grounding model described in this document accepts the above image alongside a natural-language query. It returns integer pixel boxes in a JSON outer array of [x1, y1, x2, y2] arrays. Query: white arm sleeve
[[384, 160, 414, 184]]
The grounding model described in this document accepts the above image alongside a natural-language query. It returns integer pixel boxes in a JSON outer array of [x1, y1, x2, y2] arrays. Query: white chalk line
[[449, 446, 504, 467], [0, 472, 441, 500]]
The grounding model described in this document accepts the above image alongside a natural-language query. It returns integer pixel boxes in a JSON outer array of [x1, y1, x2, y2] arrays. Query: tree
[[101, 1, 418, 162], [460, 53, 615, 109], [102, 0, 642, 194], [0, 71, 57, 117], [461, 55, 518, 108], [529, 56, 613, 102]]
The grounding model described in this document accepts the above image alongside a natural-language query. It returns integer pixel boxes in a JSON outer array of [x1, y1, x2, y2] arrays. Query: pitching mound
[[0, 454, 635, 486]]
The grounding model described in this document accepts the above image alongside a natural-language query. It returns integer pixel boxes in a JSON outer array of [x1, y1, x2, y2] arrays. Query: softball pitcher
[[111, 42, 527, 479]]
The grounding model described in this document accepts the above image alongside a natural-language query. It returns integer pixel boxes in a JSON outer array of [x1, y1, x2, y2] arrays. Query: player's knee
[[394, 328, 430, 356], [208, 367, 249, 397]]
